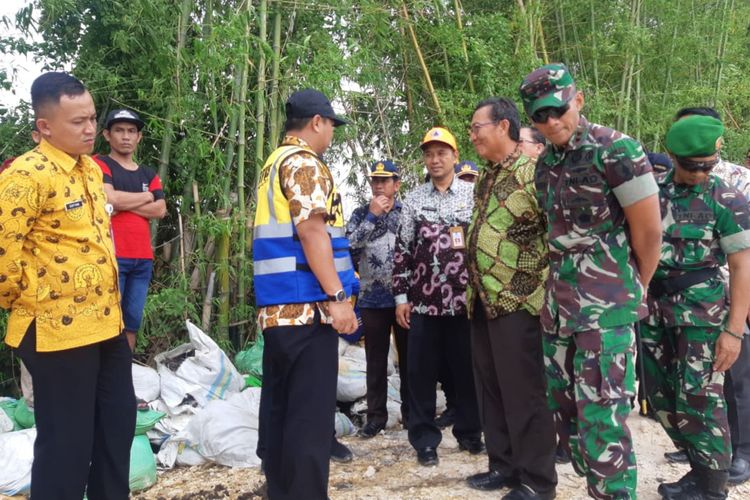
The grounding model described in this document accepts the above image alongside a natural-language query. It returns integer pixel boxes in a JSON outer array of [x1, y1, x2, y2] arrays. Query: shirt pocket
[[561, 189, 612, 236], [667, 222, 714, 267]]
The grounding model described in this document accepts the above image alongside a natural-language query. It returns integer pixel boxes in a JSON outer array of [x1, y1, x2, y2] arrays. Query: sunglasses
[[675, 156, 719, 173], [531, 104, 569, 124]]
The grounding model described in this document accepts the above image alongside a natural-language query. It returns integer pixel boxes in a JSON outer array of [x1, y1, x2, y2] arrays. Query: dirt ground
[[127, 411, 750, 500]]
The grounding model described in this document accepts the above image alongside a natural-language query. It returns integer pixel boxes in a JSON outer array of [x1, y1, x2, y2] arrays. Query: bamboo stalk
[[268, 4, 282, 149], [453, 0, 475, 93], [202, 270, 216, 332], [713, 0, 733, 106], [590, 0, 598, 91], [215, 209, 231, 343], [400, 2, 442, 118], [253, 0, 269, 190]]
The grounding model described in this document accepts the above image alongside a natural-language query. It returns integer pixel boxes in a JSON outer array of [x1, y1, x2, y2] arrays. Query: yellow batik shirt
[[0, 140, 122, 351]]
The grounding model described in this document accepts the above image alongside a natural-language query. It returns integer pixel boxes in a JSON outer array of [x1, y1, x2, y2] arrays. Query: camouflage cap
[[519, 63, 576, 116], [666, 115, 724, 158]]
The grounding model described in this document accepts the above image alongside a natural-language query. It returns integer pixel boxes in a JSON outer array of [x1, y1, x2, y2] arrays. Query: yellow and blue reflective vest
[[253, 144, 355, 307]]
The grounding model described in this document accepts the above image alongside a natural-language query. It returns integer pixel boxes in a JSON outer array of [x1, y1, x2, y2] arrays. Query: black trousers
[[257, 319, 338, 500], [726, 334, 750, 461], [407, 313, 481, 450], [438, 352, 457, 412], [15, 321, 136, 500], [361, 307, 409, 426], [471, 302, 557, 493]]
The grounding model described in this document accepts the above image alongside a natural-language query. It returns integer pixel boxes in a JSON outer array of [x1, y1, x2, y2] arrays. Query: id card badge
[[449, 226, 466, 249]]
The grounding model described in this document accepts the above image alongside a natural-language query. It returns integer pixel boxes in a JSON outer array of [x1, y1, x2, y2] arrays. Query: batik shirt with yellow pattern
[[0, 140, 122, 351], [256, 135, 334, 330], [466, 148, 548, 319]]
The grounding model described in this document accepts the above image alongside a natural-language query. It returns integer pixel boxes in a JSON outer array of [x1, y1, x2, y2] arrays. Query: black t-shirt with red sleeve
[[94, 155, 165, 260]]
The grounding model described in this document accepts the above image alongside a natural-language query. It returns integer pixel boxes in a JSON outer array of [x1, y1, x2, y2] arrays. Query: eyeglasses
[[468, 120, 499, 135], [531, 104, 569, 124], [675, 156, 719, 173]]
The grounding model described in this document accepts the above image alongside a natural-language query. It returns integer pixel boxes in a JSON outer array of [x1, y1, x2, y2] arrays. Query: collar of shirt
[[38, 139, 80, 173], [659, 168, 714, 196], [550, 115, 591, 158], [488, 143, 523, 178], [430, 173, 462, 194], [281, 134, 315, 152]]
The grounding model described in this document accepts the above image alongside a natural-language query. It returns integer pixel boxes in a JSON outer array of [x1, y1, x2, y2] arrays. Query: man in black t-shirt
[[95, 109, 166, 351]]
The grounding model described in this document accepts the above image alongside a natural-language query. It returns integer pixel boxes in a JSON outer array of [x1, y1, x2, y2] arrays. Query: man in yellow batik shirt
[[0, 72, 135, 500]]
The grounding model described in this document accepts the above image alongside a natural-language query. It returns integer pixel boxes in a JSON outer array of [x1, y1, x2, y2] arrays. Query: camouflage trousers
[[640, 322, 731, 470], [543, 326, 637, 499]]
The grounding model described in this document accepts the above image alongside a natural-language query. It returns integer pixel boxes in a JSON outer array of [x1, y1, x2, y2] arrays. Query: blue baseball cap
[[455, 160, 478, 177], [369, 160, 399, 178]]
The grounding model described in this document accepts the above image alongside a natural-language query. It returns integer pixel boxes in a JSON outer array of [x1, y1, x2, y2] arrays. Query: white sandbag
[[0, 428, 35, 496], [132, 363, 161, 403], [386, 400, 402, 429], [337, 356, 367, 402], [146, 399, 193, 448], [0, 409, 12, 434], [334, 411, 356, 437], [155, 320, 243, 415], [157, 388, 261, 469]]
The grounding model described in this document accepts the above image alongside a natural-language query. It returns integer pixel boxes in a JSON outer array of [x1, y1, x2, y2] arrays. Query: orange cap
[[420, 126, 458, 152]]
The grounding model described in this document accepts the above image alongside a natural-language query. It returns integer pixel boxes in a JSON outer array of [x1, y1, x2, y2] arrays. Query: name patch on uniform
[[64, 199, 84, 211], [564, 174, 602, 187], [673, 209, 713, 224]]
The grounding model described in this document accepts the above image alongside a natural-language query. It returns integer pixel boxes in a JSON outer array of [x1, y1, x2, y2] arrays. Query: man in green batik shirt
[[465, 96, 557, 500], [642, 115, 750, 500], [519, 63, 663, 499]]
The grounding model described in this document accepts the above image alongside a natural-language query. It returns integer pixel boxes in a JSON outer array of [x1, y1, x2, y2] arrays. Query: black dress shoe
[[502, 484, 556, 500], [358, 420, 385, 439], [458, 437, 485, 455], [729, 457, 750, 484], [664, 449, 689, 464], [554, 443, 570, 464], [466, 470, 520, 491], [331, 438, 353, 463], [657, 469, 698, 498], [434, 407, 456, 428], [417, 446, 439, 466]]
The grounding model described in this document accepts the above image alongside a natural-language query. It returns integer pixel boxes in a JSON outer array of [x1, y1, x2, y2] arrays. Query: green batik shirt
[[646, 170, 750, 328], [467, 147, 548, 319], [535, 116, 659, 335]]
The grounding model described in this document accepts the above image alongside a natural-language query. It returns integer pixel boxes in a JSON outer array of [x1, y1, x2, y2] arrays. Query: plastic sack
[[0, 428, 35, 496], [132, 363, 161, 403], [0, 398, 17, 432], [334, 411, 356, 437], [0, 409, 13, 434], [14, 399, 34, 430], [234, 333, 264, 379], [135, 409, 166, 436], [129, 434, 157, 492], [157, 388, 261, 469], [155, 320, 244, 415], [336, 341, 368, 402]]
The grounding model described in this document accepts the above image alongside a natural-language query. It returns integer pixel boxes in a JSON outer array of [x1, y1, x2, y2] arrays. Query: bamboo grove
[[0, 0, 749, 375]]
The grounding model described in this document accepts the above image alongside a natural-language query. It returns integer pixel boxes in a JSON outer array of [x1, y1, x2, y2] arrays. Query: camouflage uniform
[[641, 170, 750, 471], [534, 116, 658, 499]]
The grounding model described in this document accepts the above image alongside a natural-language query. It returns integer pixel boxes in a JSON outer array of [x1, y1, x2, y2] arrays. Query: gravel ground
[[127, 411, 750, 500]]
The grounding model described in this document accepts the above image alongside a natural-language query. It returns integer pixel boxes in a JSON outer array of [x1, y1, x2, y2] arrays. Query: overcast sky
[[1, 0, 45, 108]]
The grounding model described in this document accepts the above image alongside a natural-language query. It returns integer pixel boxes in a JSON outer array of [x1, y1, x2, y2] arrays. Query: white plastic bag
[[155, 321, 243, 415], [334, 411, 356, 437], [337, 343, 368, 402], [0, 428, 35, 496], [157, 388, 261, 468], [0, 409, 13, 434], [132, 363, 161, 403]]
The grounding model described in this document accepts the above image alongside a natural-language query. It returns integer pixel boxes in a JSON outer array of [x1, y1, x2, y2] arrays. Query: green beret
[[666, 115, 724, 157]]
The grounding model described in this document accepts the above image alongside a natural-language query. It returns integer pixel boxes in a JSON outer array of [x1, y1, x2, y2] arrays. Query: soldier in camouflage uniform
[[641, 115, 750, 500], [519, 64, 663, 499]]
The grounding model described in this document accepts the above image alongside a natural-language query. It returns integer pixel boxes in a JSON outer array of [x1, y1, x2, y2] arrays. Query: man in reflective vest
[[253, 88, 358, 500]]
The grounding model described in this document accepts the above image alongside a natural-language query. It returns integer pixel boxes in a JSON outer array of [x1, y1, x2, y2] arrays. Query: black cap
[[105, 109, 145, 131], [286, 89, 348, 127]]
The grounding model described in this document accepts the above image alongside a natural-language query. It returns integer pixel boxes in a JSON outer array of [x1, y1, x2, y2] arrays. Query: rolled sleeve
[[720, 230, 750, 254], [613, 173, 659, 207]]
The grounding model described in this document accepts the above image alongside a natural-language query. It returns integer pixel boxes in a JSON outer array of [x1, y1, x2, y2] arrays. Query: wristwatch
[[327, 289, 347, 303]]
